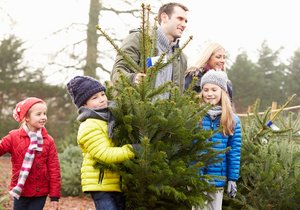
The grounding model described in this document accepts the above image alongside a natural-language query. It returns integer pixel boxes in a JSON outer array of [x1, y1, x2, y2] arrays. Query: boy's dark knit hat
[[67, 76, 106, 108], [200, 70, 228, 92]]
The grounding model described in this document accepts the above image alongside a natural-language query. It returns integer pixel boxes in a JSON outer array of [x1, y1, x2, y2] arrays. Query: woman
[[185, 42, 233, 100]]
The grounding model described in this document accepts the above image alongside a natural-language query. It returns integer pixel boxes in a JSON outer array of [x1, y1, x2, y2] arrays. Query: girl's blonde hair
[[186, 42, 226, 74], [199, 89, 235, 136], [219, 89, 235, 136]]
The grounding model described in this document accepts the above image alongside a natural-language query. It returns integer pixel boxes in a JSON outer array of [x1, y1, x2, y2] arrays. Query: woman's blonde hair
[[187, 42, 226, 75], [199, 89, 235, 136]]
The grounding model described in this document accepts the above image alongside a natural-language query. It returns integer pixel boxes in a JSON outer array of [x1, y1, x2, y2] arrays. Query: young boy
[[67, 76, 136, 210]]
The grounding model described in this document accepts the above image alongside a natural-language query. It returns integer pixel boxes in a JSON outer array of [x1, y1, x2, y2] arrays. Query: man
[[111, 2, 189, 96]]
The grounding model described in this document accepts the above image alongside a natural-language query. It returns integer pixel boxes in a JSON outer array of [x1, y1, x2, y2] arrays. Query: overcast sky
[[1, 0, 300, 83]]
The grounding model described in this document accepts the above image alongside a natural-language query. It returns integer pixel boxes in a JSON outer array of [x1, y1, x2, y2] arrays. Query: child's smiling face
[[84, 91, 108, 109], [202, 83, 222, 105]]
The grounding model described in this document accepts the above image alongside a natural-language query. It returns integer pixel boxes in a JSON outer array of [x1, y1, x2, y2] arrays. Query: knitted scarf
[[77, 101, 116, 139], [154, 26, 179, 99], [9, 125, 43, 199], [207, 105, 222, 120]]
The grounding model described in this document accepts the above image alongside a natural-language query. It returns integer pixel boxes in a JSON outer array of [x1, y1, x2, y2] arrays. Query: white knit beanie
[[200, 70, 228, 91]]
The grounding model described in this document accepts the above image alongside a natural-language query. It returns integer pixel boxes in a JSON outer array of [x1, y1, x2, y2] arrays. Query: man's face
[[160, 6, 188, 42]]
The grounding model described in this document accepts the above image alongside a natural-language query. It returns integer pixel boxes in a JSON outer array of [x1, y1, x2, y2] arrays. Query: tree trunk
[[84, 0, 101, 77]]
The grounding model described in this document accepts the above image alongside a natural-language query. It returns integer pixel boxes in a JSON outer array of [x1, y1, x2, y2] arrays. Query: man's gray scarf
[[155, 26, 179, 99]]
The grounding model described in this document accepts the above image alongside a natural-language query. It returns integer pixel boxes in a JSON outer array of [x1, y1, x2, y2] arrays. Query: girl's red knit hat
[[13, 97, 45, 122]]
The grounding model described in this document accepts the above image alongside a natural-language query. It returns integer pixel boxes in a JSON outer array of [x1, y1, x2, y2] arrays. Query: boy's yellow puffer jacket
[[77, 118, 135, 192]]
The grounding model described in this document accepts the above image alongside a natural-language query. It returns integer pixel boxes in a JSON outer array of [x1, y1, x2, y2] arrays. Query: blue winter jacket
[[200, 113, 242, 187]]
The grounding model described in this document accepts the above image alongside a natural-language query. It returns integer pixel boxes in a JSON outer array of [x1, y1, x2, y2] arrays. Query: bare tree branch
[[96, 63, 111, 74]]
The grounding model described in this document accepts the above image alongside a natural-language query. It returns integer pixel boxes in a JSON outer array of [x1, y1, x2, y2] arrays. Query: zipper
[[98, 168, 104, 184]]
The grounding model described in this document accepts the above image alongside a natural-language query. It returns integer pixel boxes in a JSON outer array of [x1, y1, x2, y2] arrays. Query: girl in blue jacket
[[194, 70, 242, 210]]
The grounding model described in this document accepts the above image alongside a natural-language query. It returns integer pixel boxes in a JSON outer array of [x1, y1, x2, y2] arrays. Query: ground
[[0, 156, 95, 210]]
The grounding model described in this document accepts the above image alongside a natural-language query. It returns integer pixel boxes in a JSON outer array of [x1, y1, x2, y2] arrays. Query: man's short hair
[[157, 2, 188, 24]]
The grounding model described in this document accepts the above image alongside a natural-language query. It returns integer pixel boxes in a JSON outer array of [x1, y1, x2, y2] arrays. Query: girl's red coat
[[0, 127, 61, 198]]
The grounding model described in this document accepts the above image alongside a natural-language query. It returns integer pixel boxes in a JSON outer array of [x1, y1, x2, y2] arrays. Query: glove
[[132, 144, 142, 153], [227, 181, 237, 198]]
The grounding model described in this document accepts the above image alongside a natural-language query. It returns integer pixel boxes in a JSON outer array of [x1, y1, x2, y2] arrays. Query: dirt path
[[0, 156, 95, 210]]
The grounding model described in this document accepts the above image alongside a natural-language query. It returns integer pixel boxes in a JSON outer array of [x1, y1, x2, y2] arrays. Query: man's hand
[[133, 73, 146, 84]]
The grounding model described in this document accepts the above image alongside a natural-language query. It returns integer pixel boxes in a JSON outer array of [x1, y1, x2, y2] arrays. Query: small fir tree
[[59, 145, 83, 196], [223, 96, 300, 210], [96, 4, 223, 209]]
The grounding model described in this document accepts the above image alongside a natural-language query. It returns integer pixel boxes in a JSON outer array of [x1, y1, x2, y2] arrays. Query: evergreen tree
[[228, 41, 292, 112], [0, 35, 75, 139], [286, 48, 300, 105], [256, 41, 286, 109], [223, 96, 300, 210], [96, 4, 222, 209], [227, 52, 259, 112], [59, 145, 83, 196]]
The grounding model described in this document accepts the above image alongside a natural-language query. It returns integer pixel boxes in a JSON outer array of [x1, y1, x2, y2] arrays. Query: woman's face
[[207, 48, 226, 71], [202, 83, 222, 105]]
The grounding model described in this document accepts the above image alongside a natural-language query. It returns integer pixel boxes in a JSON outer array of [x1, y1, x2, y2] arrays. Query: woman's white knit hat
[[200, 70, 228, 91]]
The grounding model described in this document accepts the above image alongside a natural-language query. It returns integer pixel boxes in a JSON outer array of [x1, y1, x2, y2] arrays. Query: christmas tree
[[96, 4, 222, 209], [223, 96, 300, 209]]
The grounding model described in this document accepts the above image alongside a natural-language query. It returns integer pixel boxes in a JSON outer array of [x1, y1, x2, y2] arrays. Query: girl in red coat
[[0, 97, 61, 210]]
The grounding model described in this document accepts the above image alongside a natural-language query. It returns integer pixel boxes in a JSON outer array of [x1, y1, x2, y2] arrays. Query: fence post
[[270, 101, 277, 119], [247, 105, 251, 113]]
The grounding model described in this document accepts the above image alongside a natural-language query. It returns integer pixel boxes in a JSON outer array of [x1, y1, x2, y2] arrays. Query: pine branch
[[145, 81, 173, 99], [150, 18, 158, 56], [269, 94, 296, 121], [252, 94, 296, 141], [155, 36, 193, 71], [140, 3, 148, 73], [96, 25, 141, 73]]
